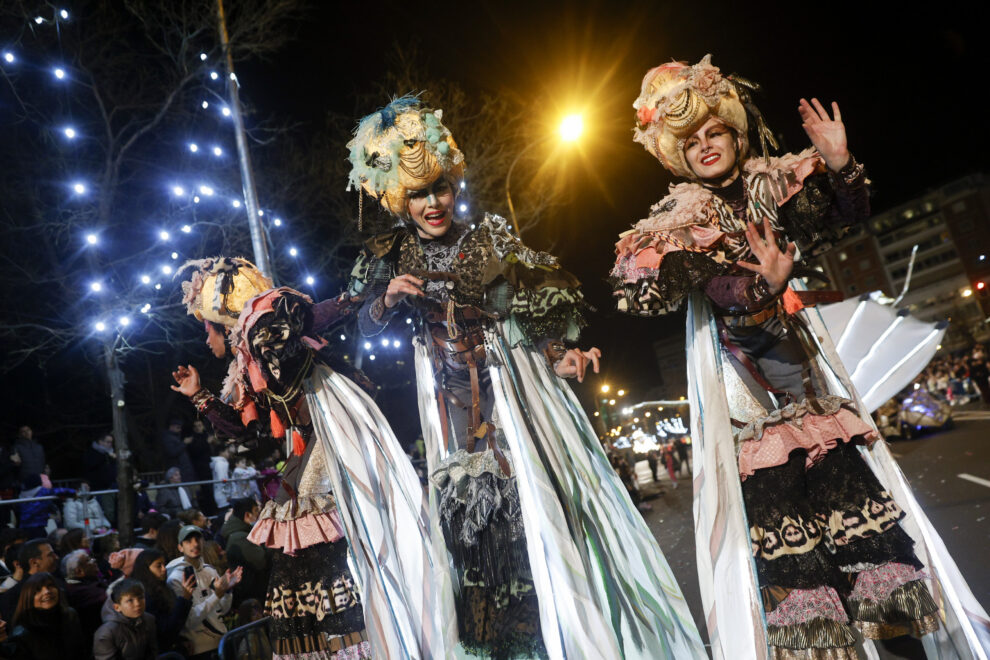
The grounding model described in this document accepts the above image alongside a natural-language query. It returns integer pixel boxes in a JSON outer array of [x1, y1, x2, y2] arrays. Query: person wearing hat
[[346, 96, 705, 658], [164, 525, 241, 659], [608, 55, 990, 657], [171, 257, 445, 659]]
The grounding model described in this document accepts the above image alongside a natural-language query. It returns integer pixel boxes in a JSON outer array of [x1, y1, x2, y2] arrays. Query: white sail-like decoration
[[818, 295, 947, 413]]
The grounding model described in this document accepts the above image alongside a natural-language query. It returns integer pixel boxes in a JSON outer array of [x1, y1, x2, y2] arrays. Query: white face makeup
[[683, 116, 740, 183], [406, 178, 455, 239]]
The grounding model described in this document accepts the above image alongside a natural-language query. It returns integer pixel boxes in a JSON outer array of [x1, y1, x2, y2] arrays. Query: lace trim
[[257, 494, 337, 523], [736, 395, 853, 443], [430, 449, 514, 489]]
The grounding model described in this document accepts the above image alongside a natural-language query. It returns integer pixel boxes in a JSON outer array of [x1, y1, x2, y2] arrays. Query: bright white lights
[[201, 101, 209, 109], [140, 275, 151, 284], [170, 252, 178, 259], [119, 316, 130, 327], [339, 334, 346, 341], [154, 283, 162, 290], [381, 338, 389, 347], [369, 354, 376, 361], [72, 182, 86, 194], [289, 247, 298, 257], [85, 233, 98, 245], [161, 265, 173, 275], [54, 67, 66, 79], [63, 127, 76, 139], [232, 199, 241, 208], [459, 181, 466, 189], [458, 203, 468, 213], [189, 143, 198, 153], [94, 321, 106, 332], [60, 9, 69, 19], [198, 185, 214, 196], [305, 276, 315, 285], [140, 303, 151, 314], [172, 186, 184, 197], [2, 52, 14, 64], [221, 107, 231, 117], [89, 281, 102, 292], [392, 340, 400, 348], [212, 146, 222, 156], [199, 53, 207, 61], [34, 16, 44, 24], [210, 71, 218, 80], [363, 341, 372, 350], [273, 218, 282, 227], [180, 224, 191, 233], [981, 255, 987, 262], [257, 210, 264, 216], [159, 230, 170, 241], [559, 114, 584, 142], [405, 318, 412, 324], [193, 196, 200, 203], [962, 288, 973, 298]]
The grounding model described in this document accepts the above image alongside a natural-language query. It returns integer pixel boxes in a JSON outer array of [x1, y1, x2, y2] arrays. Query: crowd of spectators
[[0, 419, 281, 659], [912, 343, 990, 406]]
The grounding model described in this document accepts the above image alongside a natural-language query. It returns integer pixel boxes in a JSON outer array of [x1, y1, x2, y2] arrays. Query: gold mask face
[[179, 257, 273, 327]]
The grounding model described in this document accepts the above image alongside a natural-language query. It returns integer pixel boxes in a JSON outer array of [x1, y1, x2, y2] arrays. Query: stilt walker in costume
[[346, 96, 707, 660], [171, 257, 454, 659], [611, 55, 990, 658]]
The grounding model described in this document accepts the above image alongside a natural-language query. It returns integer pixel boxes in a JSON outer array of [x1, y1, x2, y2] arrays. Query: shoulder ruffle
[[743, 148, 825, 205], [613, 250, 728, 316]]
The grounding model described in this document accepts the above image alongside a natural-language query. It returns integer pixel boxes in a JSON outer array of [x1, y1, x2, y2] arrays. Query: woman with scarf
[[347, 96, 705, 659], [611, 55, 988, 658]]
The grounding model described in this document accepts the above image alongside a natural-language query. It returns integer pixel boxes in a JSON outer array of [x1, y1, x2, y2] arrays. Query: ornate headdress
[[346, 95, 465, 220], [177, 256, 273, 327], [632, 55, 776, 179]]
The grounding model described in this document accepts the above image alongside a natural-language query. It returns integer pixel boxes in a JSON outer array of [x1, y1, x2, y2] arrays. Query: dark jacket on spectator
[[93, 609, 158, 660], [11, 438, 44, 483], [153, 486, 192, 520], [65, 577, 109, 641], [83, 443, 117, 491], [133, 580, 192, 653], [0, 444, 19, 494], [17, 480, 74, 532], [158, 431, 194, 489], [219, 515, 268, 603], [8, 605, 85, 660]]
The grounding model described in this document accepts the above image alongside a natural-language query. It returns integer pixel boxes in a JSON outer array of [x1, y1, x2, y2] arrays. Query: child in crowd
[[93, 578, 158, 660]]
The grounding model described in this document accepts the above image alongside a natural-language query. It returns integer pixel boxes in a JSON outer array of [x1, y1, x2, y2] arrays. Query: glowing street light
[[85, 233, 98, 245], [63, 127, 76, 139], [305, 275, 315, 285], [72, 182, 87, 194], [53, 67, 66, 80], [559, 114, 584, 142], [601, 384, 610, 393], [617, 389, 625, 397]]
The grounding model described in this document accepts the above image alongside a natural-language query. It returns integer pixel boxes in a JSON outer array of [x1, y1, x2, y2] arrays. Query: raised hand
[[736, 221, 796, 294], [384, 274, 424, 308], [798, 98, 849, 172], [180, 573, 196, 599], [554, 347, 602, 383], [170, 365, 202, 397]]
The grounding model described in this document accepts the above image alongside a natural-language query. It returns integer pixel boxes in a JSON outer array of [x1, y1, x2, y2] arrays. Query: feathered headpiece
[[632, 55, 777, 179], [177, 256, 273, 327], [346, 95, 465, 221]]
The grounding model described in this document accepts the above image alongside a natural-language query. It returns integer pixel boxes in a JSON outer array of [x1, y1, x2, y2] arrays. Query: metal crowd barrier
[[218, 616, 273, 660]]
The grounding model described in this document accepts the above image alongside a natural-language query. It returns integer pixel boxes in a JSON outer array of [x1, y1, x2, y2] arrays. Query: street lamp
[[505, 112, 585, 231], [617, 389, 625, 397], [600, 384, 610, 393]]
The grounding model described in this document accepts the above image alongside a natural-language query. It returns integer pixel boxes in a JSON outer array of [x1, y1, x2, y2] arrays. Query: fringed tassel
[[848, 579, 940, 639], [291, 428, 305, 457], [767, 617, 857, 649]]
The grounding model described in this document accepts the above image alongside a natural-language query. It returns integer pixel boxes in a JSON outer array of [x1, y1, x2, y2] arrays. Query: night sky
[[2, 1, 986, 464], [239, 0, 986, 399]]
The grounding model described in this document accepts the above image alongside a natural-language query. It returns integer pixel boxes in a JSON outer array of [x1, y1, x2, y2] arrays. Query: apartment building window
[[860, 259, 872, 271], [952, 200, 967, 213]]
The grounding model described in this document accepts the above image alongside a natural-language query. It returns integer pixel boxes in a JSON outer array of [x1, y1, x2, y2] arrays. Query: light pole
[[504, 113, 584, 232]]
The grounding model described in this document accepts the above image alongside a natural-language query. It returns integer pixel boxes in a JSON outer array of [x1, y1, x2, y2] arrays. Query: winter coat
[[141, 582, 192, 653], [17, 485, 73, 529], [158, 431, 194, 486], [83, 444, 117, 491], [63, 497, 111, 531], [153, 486, 193, 519], [65, 577, 109, 640], [218, 515, 268, 603], [185, 432, 214, 481], [165, 556, 231, 655], [7, 606, 85, 660], [92, 610, 158, 660], [0, 444, 19, 492], [210, 456, 231, 509], [12, 438, 45, 482]]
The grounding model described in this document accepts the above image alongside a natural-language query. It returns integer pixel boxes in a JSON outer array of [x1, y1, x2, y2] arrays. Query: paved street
[[637, 404, 990, 651]]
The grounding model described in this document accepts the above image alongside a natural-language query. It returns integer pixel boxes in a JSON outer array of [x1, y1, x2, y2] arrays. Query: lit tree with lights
[[0, 0, 312, 542]]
